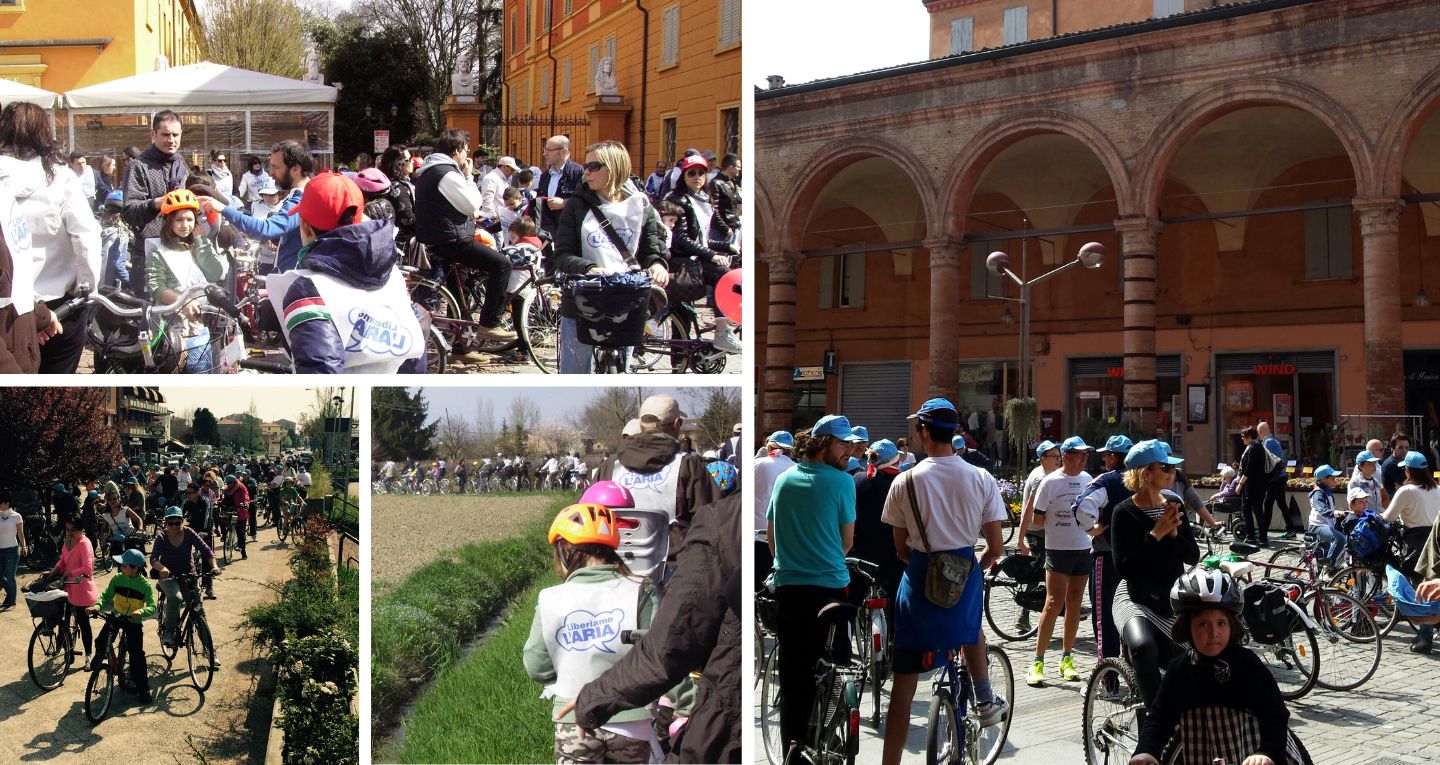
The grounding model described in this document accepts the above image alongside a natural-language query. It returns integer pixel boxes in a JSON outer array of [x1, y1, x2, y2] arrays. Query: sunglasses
[[165, 519, 183, 526], [1151, 463, 1175, 474], [582, 161, 606, 173], [684, 168, 707, 177]]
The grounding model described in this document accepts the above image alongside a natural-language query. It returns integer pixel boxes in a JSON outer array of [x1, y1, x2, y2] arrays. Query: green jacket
[[523, 565, 657, 723], [99, 571, 156, 621], [146, 236, 227, 299]]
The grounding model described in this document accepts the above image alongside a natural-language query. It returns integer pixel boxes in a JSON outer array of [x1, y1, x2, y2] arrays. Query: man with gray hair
[[1257, 422, 1303, 539], [535, 135, 584, 236]]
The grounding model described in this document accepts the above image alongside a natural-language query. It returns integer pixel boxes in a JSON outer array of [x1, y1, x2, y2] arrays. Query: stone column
[[762, 251, 803, 435], [1115, 217, 1162, 430], [926, 238, 962, 404], [1354, 197, 1406, 417]]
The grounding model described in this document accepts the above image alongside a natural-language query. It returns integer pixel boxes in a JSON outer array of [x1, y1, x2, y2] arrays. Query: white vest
[[266, 267, 423, 374], [538, 575, 642, 699], [579, 193, 648, 274], [610, 451, 685, 522]]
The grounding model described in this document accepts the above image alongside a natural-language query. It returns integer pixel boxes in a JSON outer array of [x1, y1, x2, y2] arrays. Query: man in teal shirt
[[767, 413, 862, 750]]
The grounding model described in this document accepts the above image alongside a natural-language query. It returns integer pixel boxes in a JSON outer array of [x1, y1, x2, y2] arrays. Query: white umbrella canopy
[[0, 78, 61, 109], [63, 61, 336, 109]]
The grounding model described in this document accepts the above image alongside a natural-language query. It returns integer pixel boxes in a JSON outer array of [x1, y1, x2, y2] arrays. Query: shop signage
[[794, 367, 825, 381], [1253, 363, 1296, 375], [823, 349, 838, 375], [958, 364, 996, 384], [1107, 367, 1124, 378]]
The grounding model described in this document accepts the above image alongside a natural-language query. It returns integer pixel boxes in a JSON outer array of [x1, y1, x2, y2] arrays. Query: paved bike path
[[0, 530, 292, 763]]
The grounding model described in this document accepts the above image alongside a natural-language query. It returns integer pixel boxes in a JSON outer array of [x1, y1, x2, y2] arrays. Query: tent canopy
[[64, 61, 337, 109], [0, 78, 61, 109]]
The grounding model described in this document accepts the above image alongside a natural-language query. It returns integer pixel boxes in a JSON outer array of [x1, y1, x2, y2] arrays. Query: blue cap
[[1401, 451, 1429, 469], [52, 482, 66, 493], [1355, 450, 1380, 465], [951, 434, 969, 452], [1098, 435, 1134, 454], [847, 457, 861, 472], [766, 431, 794, 449], [870, 439, 899, 463], [1035, 440, 1058, 458], [114, 549, 146, 569], [164, 507, 184, 519], [225, 474, 237, 483], [1059, 436, 1093, 454], [1124, 439, 1185, 469], [851, 426, 870, 443], [88, 490, 99, 500], [907, 398, 959, 428], [1314, 464, 1342, 480], [813, 415, 865, 443]]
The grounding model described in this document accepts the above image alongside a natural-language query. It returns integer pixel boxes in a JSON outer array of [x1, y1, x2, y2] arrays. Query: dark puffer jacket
[[553, 183, 668, 276], [575, 494, 741, 763]]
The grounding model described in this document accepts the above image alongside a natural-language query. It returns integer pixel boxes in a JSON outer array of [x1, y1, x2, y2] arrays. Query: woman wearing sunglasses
[[150, 507, 219, 651], [664, 153, 741, 353], [1109, 439, 1200, 710]]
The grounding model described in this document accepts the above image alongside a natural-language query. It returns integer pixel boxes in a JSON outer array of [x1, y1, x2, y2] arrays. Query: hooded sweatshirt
[[265, 218, 424, 374], [598, 431, 718, 537], [0, 155, 101, 301]]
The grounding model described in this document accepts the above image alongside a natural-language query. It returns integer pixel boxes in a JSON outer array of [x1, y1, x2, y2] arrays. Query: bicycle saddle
[[817, 599, 859, 626], [1229, 540, 1262, 557]]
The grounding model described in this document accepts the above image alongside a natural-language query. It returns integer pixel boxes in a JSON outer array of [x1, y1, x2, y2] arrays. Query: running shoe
[[977, 696, 1008, 728], [1060, 654, 1080, 681], [1026, 659, 1044, 686]]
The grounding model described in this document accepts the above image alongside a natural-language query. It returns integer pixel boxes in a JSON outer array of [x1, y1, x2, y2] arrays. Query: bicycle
[[85, 611, 144, 723], [983, 546, 1045, 642], [783, 598, 865, 765], [276, 498, 299, 542], [1203, 540, 1322, 700], [555, 272, 653, 375], [845, 557, 891, 728], [52, 282, 246, 374], [155, 572, 218, 692], [24, 576, 86, 691], [925, 644, 1014, 765], [22, 510, 62, 572], [217, 508, 237, 564]]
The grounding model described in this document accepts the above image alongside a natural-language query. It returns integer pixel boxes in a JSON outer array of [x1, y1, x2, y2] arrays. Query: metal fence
[[297, 493, 360, 572]]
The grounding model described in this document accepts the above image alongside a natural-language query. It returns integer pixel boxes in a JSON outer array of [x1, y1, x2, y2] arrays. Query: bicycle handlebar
[[53, 283, 238, 323]]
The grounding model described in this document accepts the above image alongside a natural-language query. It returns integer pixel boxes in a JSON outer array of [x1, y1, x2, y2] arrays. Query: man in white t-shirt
[[753, 431, 796, 587], [1017, 441, 1061, 557], [879, 399, 1008, 765], [1021, 436, 1095, 686]]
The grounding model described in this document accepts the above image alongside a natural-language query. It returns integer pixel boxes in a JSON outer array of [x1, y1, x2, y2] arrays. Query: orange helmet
[[547, 503, 619, 548], [160, 189, 201, 216]]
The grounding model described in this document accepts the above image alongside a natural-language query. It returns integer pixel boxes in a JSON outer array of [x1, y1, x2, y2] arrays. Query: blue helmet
[[706, 460, 738, 494]]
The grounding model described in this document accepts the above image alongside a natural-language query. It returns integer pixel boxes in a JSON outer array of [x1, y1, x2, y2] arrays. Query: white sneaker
[[977, 696, 1008, 728], [711, 326, 742, 354]]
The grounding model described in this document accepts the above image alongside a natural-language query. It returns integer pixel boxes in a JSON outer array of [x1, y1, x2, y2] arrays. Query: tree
[[686, 388, 742, 454], [311, 20, 432, 159], [575, 388, 649, 453], [373, 388, 437, 460], [202, 0, 310, 78], [192, 408, 220, 444], [0, 389, 122, 491], [435, 411, 478, 462], [530, 420, 581, 457]]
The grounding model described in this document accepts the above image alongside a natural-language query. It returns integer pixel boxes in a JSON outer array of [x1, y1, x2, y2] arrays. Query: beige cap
[[639, 394, 686, 425], [622, 418, 642, 437], [496, 156, 521, 171], [732, 423, 742, 434]]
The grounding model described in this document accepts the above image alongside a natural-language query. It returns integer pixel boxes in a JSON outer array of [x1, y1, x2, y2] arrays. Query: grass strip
[[397, 572, 563, 764], [371, 495, 571, 736]]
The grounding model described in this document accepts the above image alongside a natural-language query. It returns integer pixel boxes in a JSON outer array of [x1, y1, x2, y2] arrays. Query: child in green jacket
[[91, 548, 156, 703]]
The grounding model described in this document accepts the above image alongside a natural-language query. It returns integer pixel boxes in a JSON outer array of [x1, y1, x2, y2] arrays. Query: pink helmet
[[355, 167, 391, 194], [580, 480, 634, 509]]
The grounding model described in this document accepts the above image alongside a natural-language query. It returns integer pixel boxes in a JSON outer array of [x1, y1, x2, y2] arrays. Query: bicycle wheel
[[869, 609, 889, 728], [816, 677, 856, 765], [521, 283, 562, 373], [984, 576, 1040, 641], [186, 617, 217, 692], [926, 686, 960, 765], [28, 624, 67, 690], [1263, 546, 1310, 584], [1328, 565, 1400, 637], [424, 325, 449, 374], [439, 478, 452, 494], [760, 645, 784, 765], [84, 663, 115, 724], [1082, 657, 1143, 765], [1250, 599, 1319, 700], [1001, 509, 1018, 546], [974, 646, 1014, 765], [420, 479, 435, 496], [1302, 588, 1380, 691], [632, 305, 689, 372], [222, 521, 235, 563]]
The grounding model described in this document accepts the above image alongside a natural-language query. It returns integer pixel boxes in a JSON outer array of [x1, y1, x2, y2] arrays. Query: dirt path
[[371, 494, 560, 586], [0, 527, 293, 764]]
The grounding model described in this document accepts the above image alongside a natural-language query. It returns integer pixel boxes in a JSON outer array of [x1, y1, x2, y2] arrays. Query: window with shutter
[[525, 0, 532, 41], [1303, 203, 1354, 280], [589, 45, 599, 92], [606, 36, 616, 68], [950, 17, 973, 54], [719, 0, 741, 48], [539, 68, 549, 106], [511, 9, 518, 53], [970, 247, 1004, 299], [561, 59, 571, 100], [1003, 6, 1027, 45], [543, 0, 550, 30], [564, 0, 572, 15], [1153, 0, 1184, 18], [663, 6, 680, 66]]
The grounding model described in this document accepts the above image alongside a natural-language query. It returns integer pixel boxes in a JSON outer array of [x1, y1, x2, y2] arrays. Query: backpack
[[1242, 580, 1296, 644], [1346, 510, 1390, 562]]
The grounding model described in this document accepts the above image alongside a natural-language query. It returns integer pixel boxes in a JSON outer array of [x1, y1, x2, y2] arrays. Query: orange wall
[[0, 0, 201, 93], [926, 0, 1207, 58]]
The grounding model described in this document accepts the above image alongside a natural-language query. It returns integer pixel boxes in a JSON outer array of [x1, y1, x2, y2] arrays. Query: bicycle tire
[[760, 645, 784, 765], [926, 686, 960, 765], [158, 605, 180, 663], [1302, 588, 1380, 691], [974, 646, 1014, 765], [1251, 598, 1319, 700], [187, 617, 217, 692], [984, 575, 1040, 641], [84, 664, 115, 724], [632, 302, 689, 372], [522, 283, 562, 374], [27, 624, 67, 690], [1082, 657, 1143, 765], [869, 608, 889, 728], [1328, 565, 1400, 637], [425, 325, 449, 373], [1001, 509, 1018, 546], [1263, 546, 1310, 584]]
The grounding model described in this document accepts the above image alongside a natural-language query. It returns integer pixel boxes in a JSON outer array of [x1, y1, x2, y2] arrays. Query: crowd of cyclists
[[758, 398, 1440, 765], [0, 453, 314, 709], [0, 99, 742, 374]]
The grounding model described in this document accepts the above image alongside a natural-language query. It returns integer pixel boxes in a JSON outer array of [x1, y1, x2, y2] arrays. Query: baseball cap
[[951, 434, 969, 452], [288, 171, 364, 232], [1401, 451, 1430, 469], [1098, 435, 1134, 454], [1035, 440, 1058, 458], [766, 431, 794, 449], [678, 154, 708, 173], [812, 414, 865, 443], [496, 156, 521, 171], [621, 418, 642, 437], [354, 167, 391, 193], [52, 482, 66, 493], [907, 398, 959, 428], [732, 423, 742, 434], [851, 426, 870, 443], [1346, 485, 1371, 503], [224, 474, 237, 484], [258, 180, 280, 196], [1124, 439, 1185, 469], [164, 507, 184, 519], [639, 394, 686, 424], [846, 457, 861, 472], [1059, 436, 1093, 453], [115, 549, 146, 569], [870, 439, 899, 464], [1314, 464, 1342, 480], [1355, 450, 1380, 465], [104, 190, 124, 210]]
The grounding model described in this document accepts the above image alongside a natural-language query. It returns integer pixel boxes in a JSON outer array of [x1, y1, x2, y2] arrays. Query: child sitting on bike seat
[[1130, 570, 1289, 765], [90, 549, 156, 703], [524, 503, 660, 764]]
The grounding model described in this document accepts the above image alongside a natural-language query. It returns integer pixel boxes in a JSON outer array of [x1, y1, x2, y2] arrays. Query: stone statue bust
[[305, 48, 320, 82], [451, 59, 477, 99], [594, 56, 617, 96]]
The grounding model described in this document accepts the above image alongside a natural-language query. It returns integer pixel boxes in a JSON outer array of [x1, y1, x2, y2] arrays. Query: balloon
[[716, 268, 742, 324]]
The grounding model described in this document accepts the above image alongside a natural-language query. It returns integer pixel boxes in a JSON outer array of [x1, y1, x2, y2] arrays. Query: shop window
[[718, 0, 741, 49], [950, 17, 974, 54], [1217, 352, 1337, 466], [1153, 0, 1183, 17], [1003, 6, 1028, 45], [662, 5, 680, 67], [1303, 203, 1353, 280], [721, 107, 739, 157], [793, 382, 827, 435], [662, 117, 677, 165], [970, 247, 1004, 299], [820, 253, 865, 309]]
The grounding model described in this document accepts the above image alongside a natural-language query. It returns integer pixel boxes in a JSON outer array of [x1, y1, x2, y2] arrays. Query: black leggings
[[39, 298, 92, 374], [427, 237, 512, 327], [1242, 485, 1269, 543], [775, 584, 850, 747], [1122, 615, 1180, 709]]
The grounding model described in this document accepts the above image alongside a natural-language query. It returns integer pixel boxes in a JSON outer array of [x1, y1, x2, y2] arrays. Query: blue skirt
[[894, 547, 984, 653]]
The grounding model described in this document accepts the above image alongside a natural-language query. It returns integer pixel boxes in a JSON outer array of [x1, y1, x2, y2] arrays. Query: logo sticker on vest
[[345, 305, 414, 356], [617, 462, 673, 494], [556, 608, 626, 653], [585, 227, 634, 251]]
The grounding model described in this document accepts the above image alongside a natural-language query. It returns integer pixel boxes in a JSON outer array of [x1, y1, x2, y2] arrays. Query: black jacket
[[536, 159, 585, 235], [121, 144, 190, 242], [597, 432, 718, 530], [664, 189, 724, 263], [708, 173, 740, 238], [1136, 644, 1289, 763], [575, 494, 741, 763], [1110, 496, 1199, 617], [552, 184, 668, 276], [183, 496, 212, 533], [412, 162, 473, 247], [385, 181, 416, 241]]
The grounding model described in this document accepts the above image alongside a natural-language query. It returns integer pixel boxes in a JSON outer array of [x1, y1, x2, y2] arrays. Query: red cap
[[289, 172, 364, 232], [678, 154, 708, 173]]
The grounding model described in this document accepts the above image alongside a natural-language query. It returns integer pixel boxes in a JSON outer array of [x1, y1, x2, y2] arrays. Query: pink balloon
[[716, 268, 742, 324]]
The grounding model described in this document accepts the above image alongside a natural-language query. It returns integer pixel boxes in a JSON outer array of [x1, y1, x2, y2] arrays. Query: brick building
[[500, 0, 740, 175], [756, 0, 1440, 473]]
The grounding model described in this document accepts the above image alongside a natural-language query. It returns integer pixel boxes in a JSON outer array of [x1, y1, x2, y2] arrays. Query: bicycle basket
[[181, 309, 244, 374], [998, 553, 1045, 584], [560, 274, 652, 348], [1014, 583, 1048, 612], [124, 533, 149, 554], [24, 588, 67, 624]]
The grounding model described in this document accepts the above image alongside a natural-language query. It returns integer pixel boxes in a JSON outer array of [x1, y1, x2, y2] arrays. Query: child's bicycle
[[24, 575, 88, 690], [86, 611, 142, 723]]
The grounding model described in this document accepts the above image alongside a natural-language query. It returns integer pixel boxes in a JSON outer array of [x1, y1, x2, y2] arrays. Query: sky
[[749, 1, 931, 90], [409, 386, 735, 427], [159, 387, 353, 423]]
